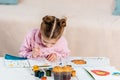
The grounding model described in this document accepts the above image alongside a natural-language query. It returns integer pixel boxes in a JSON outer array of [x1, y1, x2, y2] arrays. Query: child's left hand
[[46, 53, 57, 62], [32, 47, 41, 58]]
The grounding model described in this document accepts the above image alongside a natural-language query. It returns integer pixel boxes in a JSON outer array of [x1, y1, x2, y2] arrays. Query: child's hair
[[40, 15, 66, 40]]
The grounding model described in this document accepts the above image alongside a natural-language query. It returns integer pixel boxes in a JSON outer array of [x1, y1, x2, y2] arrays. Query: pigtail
[[42, 15, 55, 24], [60, 18, 67, 27]]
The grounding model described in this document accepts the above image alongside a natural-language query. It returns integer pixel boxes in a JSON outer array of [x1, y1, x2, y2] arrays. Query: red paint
[[91, 70, 110, 76]]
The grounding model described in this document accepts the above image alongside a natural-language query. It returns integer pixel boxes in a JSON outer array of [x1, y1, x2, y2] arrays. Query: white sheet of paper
[[28, 59, 51, 67], [4, 59, 30, 68], [67, 57, 110, 67], [84, 67, 120, 80]]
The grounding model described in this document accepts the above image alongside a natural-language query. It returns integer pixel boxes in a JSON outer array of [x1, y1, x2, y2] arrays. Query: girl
[[19, 15, 70, 62]]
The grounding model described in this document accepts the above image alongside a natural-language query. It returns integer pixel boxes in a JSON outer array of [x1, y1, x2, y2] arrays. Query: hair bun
[[60, 18, 66, 27], [42, 15, 55, 23]]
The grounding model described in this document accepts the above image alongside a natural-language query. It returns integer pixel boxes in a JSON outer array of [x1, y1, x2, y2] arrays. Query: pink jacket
[[19, 28, 70, 60]]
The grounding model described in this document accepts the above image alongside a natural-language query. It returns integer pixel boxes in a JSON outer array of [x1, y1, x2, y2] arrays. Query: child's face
[[41, 36, 58, 47]]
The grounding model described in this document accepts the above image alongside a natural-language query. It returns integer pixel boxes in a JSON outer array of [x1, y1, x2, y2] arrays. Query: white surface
[[0, 57, 112, 80], [0, 58, 35, 80], [74, 67, 94, 80], [0, 58, 78, 80]]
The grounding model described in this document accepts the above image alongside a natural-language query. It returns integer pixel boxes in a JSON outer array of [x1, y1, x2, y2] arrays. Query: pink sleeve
[[55, 37, 70, 59], [19, 30, 34, 58]]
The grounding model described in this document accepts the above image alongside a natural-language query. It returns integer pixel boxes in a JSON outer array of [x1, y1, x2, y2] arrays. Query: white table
[[0, 57, 118, 80]]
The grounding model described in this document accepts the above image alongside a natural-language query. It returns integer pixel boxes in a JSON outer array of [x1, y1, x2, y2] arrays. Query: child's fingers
[[34, 48, 40, 53], [47, 53, 57, 62], [48, 55, 55, 61], [32, 53, 39, 58], [32, 47, 41, 58], [46, 54, 52, 60], [32, 50, 41, 58], [46, 54, 51, 61]]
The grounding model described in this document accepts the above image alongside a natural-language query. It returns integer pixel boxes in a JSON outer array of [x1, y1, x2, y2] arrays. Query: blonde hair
[[40, 15, 66, 39]]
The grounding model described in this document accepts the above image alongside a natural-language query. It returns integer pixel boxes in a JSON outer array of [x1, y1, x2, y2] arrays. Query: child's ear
[[42, 15, 55, 23], [60, 17, 67, 27]]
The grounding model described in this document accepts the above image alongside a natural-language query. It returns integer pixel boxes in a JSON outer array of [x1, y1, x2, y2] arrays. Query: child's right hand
[[32, 47, 41, 58]]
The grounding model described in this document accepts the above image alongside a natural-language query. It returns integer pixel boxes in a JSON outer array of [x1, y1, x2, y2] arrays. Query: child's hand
[[32, 47, 41, 58], [46, 53, 57, 62]]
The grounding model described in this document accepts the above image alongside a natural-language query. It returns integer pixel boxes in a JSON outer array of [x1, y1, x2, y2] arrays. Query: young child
[[19, 15, 70, 62]]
